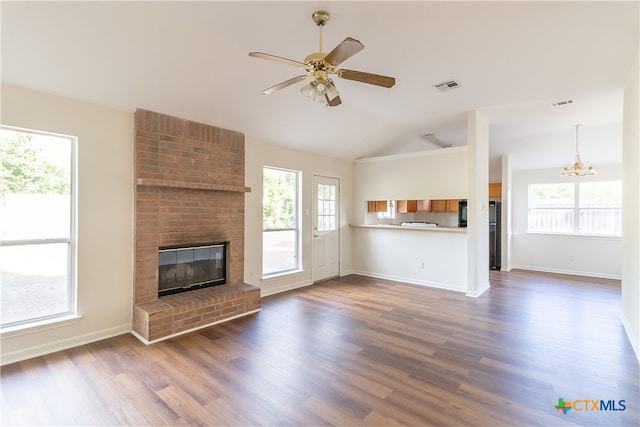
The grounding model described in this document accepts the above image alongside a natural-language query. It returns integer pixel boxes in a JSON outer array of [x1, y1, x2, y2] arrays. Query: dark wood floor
[[1, 270, 638, 426]]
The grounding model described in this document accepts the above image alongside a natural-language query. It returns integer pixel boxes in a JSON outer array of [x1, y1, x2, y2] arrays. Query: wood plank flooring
[[2, 270, 638, 426]]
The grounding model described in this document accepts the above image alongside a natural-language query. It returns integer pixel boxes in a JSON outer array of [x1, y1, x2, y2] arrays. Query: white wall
[[244, 137, 353, 296], [1, 85, 134, 365], [501, 155, 513, 271], [510, 164, 622, 279], [352, 228, 468, 292], [466, 111, 490, 297], [353, 147, 468, 222], [351, 147, 469, 290], [621, 49, 640, 360]]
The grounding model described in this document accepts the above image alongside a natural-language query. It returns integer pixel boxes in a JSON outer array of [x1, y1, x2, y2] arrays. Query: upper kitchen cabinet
[[397, 200, 418, 213], [430, 200, 448, 213], [489, 183, 502, 198], [430, 199, 460, 213], [417, 200, 431, 212], [447, 199, 461, 213], [367, 200, 388, 212]]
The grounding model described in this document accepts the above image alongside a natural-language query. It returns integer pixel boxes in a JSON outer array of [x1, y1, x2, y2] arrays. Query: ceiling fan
[[249, 10, 396, 107]]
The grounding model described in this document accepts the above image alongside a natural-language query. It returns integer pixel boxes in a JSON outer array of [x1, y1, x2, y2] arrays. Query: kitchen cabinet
[[397, 200, 417, 213], [417, 200, 431, 212], [447, 199, 461, 213], [429, 199, 460, 213], [430, 200, 449, 213], [367, 200, 388, 213], [489, 183, 502, 198]]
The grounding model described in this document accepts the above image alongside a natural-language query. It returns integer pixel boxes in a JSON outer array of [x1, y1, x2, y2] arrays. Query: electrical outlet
[[568, 255, 575, 262], [419, 261, 425, 269]]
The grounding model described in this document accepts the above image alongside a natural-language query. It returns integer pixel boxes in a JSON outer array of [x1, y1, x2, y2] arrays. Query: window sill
[[1, 314, 82, 339], [524, 232, 621, 240], [262, 269, 304, 281]]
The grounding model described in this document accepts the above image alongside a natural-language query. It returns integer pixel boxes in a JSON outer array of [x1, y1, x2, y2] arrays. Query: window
[[0, 126, 76, 329], [262, 167, 300, 276], [377, 201, 396, 219], [317, 183, 336, 231], [528, 181, 621, 236]]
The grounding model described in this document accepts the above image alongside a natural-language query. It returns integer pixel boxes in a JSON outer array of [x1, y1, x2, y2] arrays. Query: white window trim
[[0, 125, 78, 330], [262, 166, 301, 278], [527, 181, 622, 237], [0, 314, 82, 338]]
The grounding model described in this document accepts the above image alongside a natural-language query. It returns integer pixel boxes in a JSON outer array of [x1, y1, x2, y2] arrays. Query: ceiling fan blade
[[323, 37, 364, 67], [337, 69, 396, 88], [261, 75, 308, 95], [326, 94, 342, 107], [249, 52, 307, 68]]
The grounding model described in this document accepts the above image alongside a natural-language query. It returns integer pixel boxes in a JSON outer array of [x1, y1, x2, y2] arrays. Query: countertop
[[350, 224, 467, 233]]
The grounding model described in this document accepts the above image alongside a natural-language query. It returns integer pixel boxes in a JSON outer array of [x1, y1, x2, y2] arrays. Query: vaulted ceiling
[[2, 1, 638, 180]]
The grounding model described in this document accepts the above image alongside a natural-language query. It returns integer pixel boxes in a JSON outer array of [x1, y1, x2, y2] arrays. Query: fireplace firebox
[[158, 242, 227, 297]]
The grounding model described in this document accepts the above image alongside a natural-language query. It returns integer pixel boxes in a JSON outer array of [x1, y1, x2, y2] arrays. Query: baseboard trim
[[0, 323, 131, 366], [509, 264, 622, 280], [620, 312, 640, 364], [466, 282, 491, 298], [260, 280, 313, 297], [351, 270, 466, 293]]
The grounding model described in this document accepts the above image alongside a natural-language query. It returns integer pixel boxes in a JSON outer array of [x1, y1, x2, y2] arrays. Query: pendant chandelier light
[[561, 124, 596, 176]]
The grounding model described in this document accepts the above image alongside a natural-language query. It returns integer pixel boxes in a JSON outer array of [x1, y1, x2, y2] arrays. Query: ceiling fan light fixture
[[325, 83, 340, 102], [300, 79, 337, 104], [561, 124, 597, 177], [300, 82, 315, 98]]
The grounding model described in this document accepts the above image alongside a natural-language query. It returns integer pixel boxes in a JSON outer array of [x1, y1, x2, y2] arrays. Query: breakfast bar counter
[[350, 223, 468, 293], [350, 224, 467, 233]]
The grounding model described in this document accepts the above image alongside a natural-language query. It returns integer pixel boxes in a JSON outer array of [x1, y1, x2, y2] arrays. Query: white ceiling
[[2, 1, 638, 181]]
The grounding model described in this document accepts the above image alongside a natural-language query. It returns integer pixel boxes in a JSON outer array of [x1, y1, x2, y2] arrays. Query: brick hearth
[[132, 109, 259, 343]]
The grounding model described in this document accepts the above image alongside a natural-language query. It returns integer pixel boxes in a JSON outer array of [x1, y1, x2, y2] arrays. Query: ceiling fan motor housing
[[312, 10, 330, 26]]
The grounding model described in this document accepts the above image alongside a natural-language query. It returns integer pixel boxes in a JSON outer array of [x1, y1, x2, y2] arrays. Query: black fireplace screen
[[158, 242, 226, 297]]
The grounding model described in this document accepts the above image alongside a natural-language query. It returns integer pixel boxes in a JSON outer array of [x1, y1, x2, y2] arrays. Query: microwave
[[458, 200, 468, 227]]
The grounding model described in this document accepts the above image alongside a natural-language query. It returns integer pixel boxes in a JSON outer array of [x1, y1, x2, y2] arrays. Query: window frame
[[262, 166, 301, 278], [377, 200, 396, 220], [0, 125, 78, 331], [316, 183, 337, 232], [527, 180, 622, 237]]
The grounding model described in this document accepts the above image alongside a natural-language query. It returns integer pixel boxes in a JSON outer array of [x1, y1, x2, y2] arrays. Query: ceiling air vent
[[552, 99, 574, 107], [434, 80, 461, 92]]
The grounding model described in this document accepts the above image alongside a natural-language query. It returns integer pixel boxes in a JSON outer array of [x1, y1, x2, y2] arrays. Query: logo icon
[[554, 397, 626, 415], [555, 397, 572, 415]]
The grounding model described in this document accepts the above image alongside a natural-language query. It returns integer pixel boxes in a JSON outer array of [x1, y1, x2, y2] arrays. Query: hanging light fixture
[[299, 78, 340, 104], [561, 124, 596, 176]]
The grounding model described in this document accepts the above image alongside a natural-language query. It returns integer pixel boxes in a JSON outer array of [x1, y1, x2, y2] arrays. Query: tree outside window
[[0, 126, 76, 328], [262, 167, 300, 276]]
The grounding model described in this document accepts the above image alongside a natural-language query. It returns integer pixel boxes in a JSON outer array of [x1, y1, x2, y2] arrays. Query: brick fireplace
[[132, 109, 260, 343]]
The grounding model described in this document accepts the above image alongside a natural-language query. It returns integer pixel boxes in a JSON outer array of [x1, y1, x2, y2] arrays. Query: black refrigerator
[[489, 201, 501, 270]]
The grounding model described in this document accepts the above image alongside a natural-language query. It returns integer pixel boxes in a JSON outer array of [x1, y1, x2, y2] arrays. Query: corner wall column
[[621, 48, 640, 361], [466, 110, 490, 297]]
